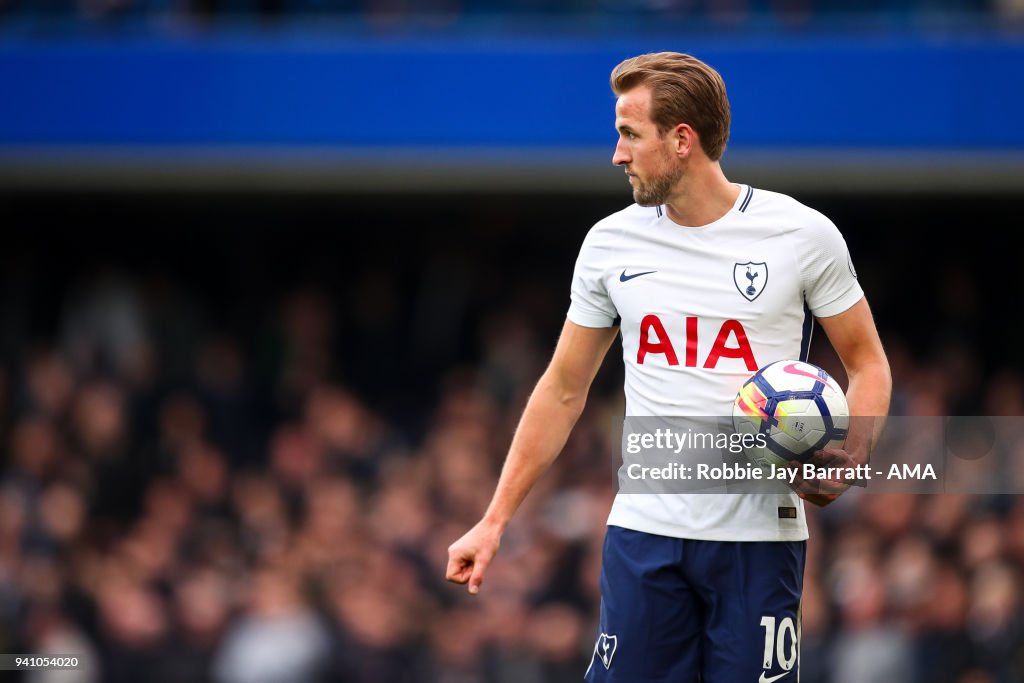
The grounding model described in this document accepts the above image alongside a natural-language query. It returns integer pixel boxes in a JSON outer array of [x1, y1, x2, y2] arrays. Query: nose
[[612, 138, 630, 166]]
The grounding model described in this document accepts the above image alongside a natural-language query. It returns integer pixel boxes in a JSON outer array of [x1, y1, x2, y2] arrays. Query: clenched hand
[[446, 520, 502, 595]]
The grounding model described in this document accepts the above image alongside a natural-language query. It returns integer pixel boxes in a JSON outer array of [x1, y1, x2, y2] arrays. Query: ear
[[672, 123, 696, 159]]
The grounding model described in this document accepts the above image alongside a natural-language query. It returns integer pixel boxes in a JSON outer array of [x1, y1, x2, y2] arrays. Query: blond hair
[[611, 52, 731, 161]]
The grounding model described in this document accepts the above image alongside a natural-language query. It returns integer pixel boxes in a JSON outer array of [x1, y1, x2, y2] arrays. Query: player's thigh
[[695, 540, 806, 683], [585, 526, 701, 683]]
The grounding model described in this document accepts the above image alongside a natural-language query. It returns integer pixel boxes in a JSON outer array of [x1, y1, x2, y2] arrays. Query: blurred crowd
[[0, 0, 1020, 24], [1, 261, 1023, 683]]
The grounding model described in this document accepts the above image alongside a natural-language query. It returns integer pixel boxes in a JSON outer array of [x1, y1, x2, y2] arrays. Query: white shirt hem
[[606, 508, 810, 542]]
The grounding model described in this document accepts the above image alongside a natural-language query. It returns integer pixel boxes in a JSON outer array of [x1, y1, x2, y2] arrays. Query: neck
[[663, 162, 740, 228]]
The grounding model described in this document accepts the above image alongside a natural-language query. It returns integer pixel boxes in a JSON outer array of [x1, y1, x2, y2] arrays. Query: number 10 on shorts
[[760, 615, 799, 672]]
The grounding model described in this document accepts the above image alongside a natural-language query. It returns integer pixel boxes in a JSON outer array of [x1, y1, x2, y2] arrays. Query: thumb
[[468, 552, 492, 595]]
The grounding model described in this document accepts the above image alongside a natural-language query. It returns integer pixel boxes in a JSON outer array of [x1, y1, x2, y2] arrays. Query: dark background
[[1, 188, 1011, 415]]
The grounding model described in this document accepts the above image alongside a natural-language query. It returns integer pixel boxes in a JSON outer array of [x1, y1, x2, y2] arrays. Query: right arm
[[446, 319, 618, 594]]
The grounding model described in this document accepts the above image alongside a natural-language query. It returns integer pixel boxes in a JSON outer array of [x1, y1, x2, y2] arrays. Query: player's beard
[[632, 164, 684, 207]]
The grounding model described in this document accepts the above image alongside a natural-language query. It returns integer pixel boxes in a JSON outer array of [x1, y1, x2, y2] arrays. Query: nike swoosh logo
[[759, 672, 790, 683], [783, 362, 824, 383], [783, 362, 838, 392], [619, 269, 657, 282]]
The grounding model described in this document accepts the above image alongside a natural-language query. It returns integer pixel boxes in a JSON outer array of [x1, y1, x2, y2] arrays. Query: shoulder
[[745, 187, 840, 236], [580, 203, 658, 248], [594, 202, 658, 232]]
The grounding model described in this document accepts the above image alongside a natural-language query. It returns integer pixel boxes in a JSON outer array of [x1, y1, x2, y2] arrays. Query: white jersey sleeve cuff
[[567, 305, 618, 329], [811, 286, 865, 319]]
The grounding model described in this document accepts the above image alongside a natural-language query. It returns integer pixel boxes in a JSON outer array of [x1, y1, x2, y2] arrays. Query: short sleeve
[[567, 226, 619, 328], [798, 212, 864, 318]]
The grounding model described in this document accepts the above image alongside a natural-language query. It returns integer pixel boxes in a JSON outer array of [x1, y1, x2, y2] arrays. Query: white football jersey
[[567, 184, 864, 541]]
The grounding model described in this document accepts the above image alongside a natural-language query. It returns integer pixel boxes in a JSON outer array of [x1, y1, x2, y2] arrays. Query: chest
[[607, 228, 801, 324]]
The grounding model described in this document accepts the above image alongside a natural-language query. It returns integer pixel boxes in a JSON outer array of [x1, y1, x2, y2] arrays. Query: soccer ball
[[732, 360, 849, 468]]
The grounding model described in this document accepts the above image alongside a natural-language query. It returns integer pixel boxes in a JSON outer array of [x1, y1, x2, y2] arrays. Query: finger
[[468, 553, 492, 595], [818, 482, 850, 496], [446, 565, 471, 584], [445, 553, 472, 584], [812, 448, 850, 464], [801, 476, 850, 493], [793, 482, 845, 499], [791, 474, 848, 496], [800, 491, 840, 507]]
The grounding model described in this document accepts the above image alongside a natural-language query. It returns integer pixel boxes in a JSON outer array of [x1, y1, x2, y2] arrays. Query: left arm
[[818, 297, 892, 461], [798, 297, 891, 505]]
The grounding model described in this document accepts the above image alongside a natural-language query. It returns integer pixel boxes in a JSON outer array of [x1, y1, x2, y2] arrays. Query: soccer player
[[446, 52, 891, 682]]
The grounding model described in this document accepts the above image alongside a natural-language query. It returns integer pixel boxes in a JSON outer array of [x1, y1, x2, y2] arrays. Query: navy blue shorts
[[585, 526, 805, 683]]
